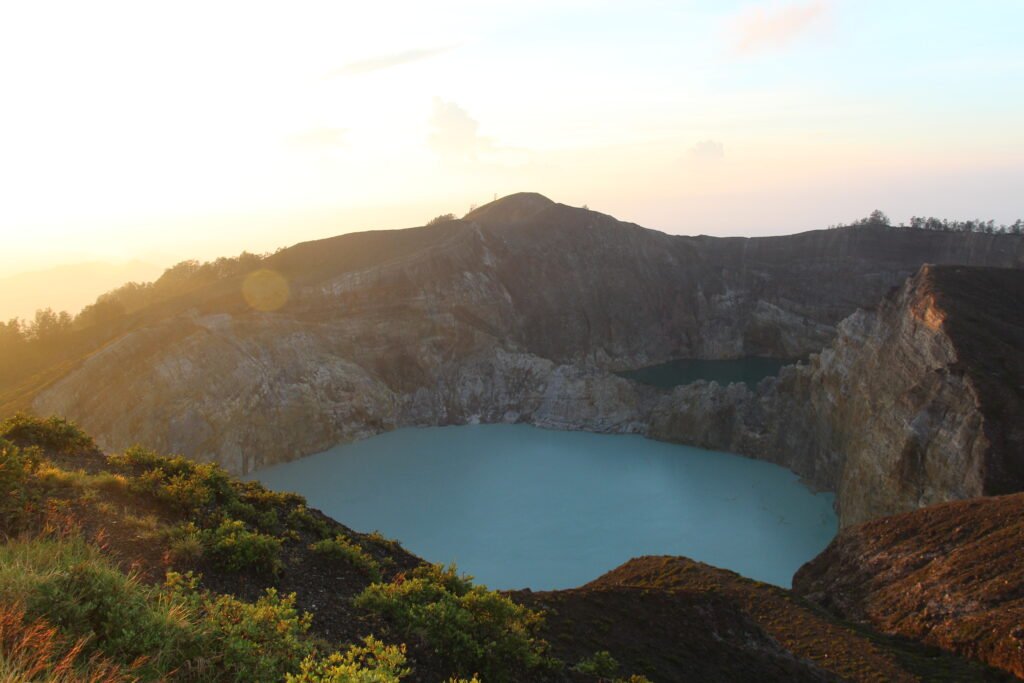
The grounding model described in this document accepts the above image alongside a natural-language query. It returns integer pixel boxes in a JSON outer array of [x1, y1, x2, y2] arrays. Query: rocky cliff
[[650, 265, 1024, 527], [27, 195, 1024, 506]]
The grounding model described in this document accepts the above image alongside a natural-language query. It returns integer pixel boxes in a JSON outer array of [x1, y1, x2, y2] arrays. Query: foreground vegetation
[[0, 414, 566, 682], [1, 413, 1012, 682]]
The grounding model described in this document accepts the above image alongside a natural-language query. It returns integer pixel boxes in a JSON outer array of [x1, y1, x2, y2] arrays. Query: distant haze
[[0, 261, 164, 321], [1, 2, 1022, 274]]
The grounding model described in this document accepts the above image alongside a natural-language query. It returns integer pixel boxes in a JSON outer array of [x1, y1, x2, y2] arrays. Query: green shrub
[[202, 519, 282, 574], [0, 536, 192, 677], [0, 439, 41, 533], [239, 482, 305, 509], [0, 413, 94, 453], [0, 601, 143, 682], [162, 471, 218, 512], [287, 505, 333, 538], [356, 564, 550, 682], [286, 636, 410, 683], [111, 447, 228, 486], [0, 536, 320, 682], [223, 498, 258, 521], [107, 444, 167, 471], [27, 560, 193, 673], [365, 531, 401, 553], [310, 535, 381, 581], [116, 447, 234, 515], [573, 650, 620, 678], [225, 499, 281, 534], [257, 508, 281, 531], [167, 523, 206, 565], [167, 572, 314, 682]]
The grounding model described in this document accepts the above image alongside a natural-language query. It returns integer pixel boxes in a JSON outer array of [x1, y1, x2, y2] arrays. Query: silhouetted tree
[[0, 319, 28, 381], [27, 308, 72, 343], [427, 213, 457, 226], [854, 213, 1023, 234], [76, 298, 126, 329], [868, 210, 890, 226]]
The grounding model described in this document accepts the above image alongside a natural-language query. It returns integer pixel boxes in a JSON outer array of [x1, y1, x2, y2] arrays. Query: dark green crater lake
[[248, 425, 836, 590], [620, 356, 794, 389]]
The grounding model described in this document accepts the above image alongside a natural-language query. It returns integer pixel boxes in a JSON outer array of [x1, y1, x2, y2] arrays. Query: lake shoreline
[[247, 424, 837, 590]]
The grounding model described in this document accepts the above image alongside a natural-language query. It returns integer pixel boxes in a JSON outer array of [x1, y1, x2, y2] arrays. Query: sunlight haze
[[2, 5, 1024, 675], [2, 0, 1022, 277]]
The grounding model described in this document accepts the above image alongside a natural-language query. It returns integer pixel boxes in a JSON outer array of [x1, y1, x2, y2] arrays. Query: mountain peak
[[464, 192, 556, 225]]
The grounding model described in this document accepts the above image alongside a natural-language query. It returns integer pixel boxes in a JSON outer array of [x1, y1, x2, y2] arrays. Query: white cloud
[[730, 1, 828, 55], [428, 98, 489, 159], [426, 98, 534, 168], [288, 127, 347, 149], [689, 140, 725, 160], [328, 46, 454, 77]]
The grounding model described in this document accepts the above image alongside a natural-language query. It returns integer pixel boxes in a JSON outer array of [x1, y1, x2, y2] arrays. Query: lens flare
[[242, 269, 290, 312]]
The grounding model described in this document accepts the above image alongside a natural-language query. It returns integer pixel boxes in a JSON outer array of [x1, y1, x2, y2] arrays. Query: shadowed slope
[[924, 266, 1024, 493], [564, 556, 1010, 682]]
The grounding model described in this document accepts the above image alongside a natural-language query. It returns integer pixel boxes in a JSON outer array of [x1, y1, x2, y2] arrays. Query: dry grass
[[0, 602, 142, 682], [795, 493, 1024, 679]]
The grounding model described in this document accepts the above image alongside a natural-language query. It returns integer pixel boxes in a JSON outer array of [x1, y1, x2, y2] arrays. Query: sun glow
[[242, 270, 290, 313], [1, 1, 1022, 278]]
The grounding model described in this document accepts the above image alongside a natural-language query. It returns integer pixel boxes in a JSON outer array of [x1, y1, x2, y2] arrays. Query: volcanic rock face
[[28, 195, 1024, 512], [650, 265, 1024, 527], [817, 272, 991, 526], [33, 307, 647, 472]]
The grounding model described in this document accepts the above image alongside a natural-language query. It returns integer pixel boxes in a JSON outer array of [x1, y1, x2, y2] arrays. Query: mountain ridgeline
[[15, 193, 1024, 526]]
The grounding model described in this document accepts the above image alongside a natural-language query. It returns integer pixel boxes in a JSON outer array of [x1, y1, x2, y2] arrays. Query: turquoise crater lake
[[247, 425, 836, 590]]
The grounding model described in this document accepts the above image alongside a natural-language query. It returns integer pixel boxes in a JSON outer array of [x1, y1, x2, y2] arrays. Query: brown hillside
[[794, 493, 1024, 679]]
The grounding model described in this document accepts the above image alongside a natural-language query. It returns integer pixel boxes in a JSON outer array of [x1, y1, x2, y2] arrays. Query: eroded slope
[[27, 195, 1024, 477], [651, 265, 1024, 526], [794, 493, 1024, 679]]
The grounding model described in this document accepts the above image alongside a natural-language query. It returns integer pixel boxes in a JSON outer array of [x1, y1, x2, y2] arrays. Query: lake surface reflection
[[248, 424, 836, 589]]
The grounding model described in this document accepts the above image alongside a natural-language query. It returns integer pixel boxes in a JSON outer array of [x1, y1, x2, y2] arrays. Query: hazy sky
[[1, 0, 1022, 275]]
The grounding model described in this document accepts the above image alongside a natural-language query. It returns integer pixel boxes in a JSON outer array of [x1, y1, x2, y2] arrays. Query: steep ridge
[[927, 266, 1024, 495], [793, 493, 1024, 679], [651, 265, 1024, 526], [28, 194, 1024, 480], [560, 556, 1012, 682]]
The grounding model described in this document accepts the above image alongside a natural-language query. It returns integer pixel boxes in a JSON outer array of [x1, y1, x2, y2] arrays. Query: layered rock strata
[[28, 196, 1024, 525], [651, 265, 1024, 527]]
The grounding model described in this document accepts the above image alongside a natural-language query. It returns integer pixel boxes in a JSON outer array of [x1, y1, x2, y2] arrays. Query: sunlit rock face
[[650, 265, 1024, 527], [30, 195, 1024, 521]]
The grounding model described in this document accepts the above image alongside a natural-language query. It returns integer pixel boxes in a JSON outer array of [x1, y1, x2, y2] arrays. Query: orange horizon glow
[[1, 1, 1021, 286]]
